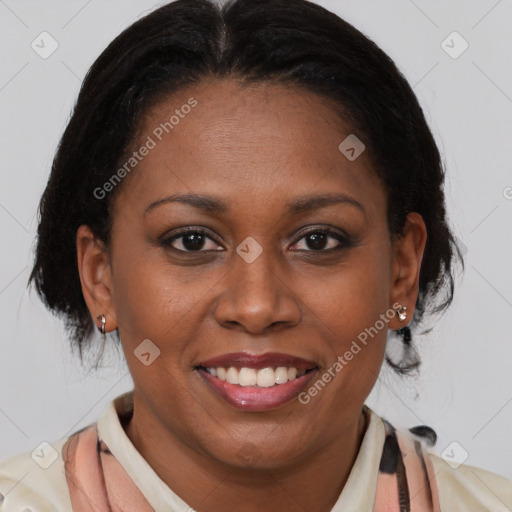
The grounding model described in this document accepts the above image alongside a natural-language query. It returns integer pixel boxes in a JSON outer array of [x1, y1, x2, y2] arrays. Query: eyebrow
[[144, 192, 365, 216]]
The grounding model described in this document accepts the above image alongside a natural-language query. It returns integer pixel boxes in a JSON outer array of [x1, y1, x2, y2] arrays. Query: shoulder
[[0, 435, 73, 511], [426, 451, 512, 511]]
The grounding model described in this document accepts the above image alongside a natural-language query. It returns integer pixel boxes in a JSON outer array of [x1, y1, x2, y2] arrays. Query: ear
[[388, 212, 427, 330], [76, 225, 117, 333]]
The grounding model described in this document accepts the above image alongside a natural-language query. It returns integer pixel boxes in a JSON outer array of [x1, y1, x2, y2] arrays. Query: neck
[[124, 394, 368, 512]]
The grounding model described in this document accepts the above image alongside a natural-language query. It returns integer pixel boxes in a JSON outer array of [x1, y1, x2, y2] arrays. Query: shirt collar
[[97, 390, 384, 511]]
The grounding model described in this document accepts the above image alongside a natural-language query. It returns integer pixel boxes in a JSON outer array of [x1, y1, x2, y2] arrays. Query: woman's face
[[78, 78, 425, 469]]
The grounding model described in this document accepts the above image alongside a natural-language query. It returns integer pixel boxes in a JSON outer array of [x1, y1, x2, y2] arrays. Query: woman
[[0, 0, 510, 510]]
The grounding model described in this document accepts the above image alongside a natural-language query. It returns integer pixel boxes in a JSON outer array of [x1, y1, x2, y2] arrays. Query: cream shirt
[[1, 390, 511, 511]]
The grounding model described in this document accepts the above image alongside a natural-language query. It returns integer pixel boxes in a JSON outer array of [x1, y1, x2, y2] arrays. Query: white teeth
[[275, 367, 288, 384], [205, 366, 311, 387], [288, 367, 297, 380], [256, 367, 275, 387], [238, 367, 257, 387], [226, 367, 239, 385]]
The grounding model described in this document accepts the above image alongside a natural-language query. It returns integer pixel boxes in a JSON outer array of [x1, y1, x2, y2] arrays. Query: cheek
[[313, 245, 391, 334], [305, 246, 391, 388], [111, 246, 219, 364]]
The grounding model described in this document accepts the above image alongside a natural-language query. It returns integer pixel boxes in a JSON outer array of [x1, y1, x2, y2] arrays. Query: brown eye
[[162, 229, 224, 253], [291, 228, 351, 252]]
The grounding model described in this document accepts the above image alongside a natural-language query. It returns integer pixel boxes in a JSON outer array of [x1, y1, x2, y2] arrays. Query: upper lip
[[197, 352, 318, 370]]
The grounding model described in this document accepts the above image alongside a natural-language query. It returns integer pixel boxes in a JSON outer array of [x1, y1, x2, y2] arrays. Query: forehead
[[113, 78, 384, 217]]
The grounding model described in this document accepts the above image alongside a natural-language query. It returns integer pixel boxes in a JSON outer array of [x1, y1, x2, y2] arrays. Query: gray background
[[1, 0, 511, 481]]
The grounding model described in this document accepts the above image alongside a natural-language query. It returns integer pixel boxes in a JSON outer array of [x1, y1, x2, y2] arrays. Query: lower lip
[[197, 368, 318, 411]]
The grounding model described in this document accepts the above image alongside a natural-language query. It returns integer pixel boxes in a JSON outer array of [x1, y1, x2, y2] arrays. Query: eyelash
[[161, 226, 352, 254]]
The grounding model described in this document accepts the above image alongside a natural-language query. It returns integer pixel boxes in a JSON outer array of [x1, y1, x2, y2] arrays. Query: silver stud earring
[[397, 306, 407, 322]]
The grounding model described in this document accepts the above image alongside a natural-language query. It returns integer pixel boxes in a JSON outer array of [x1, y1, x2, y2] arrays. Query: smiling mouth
[[196, 365, 318, 388], [194, 351, 320, 410]]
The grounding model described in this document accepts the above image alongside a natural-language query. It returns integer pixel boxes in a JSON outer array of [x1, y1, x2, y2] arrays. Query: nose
[[214, 242, 302, 335]]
